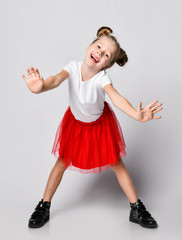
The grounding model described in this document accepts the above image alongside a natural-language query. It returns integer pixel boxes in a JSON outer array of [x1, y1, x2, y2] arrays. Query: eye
[[97, 45, 100, 49], [105, 54, 109, 58]]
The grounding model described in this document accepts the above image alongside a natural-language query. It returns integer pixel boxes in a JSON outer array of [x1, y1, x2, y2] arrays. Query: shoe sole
[[129, 216, 158, 228], [28, 216, 49, 228]]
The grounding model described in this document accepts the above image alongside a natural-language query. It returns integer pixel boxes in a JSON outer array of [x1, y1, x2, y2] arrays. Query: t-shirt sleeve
[[62, 60, 75, 79], [100, 72, 113, 89]]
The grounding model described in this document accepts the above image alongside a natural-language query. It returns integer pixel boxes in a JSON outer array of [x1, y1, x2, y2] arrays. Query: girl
[[22, 26, 163, 229]]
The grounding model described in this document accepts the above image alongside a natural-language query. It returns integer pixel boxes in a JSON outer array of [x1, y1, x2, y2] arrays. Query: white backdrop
[[0, 0, 181, 239]]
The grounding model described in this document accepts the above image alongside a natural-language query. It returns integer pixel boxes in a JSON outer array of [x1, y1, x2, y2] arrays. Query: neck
[[81, 60, 100, 82]]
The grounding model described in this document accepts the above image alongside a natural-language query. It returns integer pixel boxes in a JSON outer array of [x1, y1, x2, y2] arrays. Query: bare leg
[[110, 159, 138, 204], [42, 157, 67, 202]]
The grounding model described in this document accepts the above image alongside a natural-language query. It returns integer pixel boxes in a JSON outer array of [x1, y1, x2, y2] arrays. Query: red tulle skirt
[[51, 101, 126, 174]]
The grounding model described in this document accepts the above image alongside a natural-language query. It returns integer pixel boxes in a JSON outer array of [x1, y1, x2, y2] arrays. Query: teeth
[[91, 55, 98, 62]]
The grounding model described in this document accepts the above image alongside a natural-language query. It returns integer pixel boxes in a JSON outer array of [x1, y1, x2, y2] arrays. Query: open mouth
[[90, 54, 99, 63]]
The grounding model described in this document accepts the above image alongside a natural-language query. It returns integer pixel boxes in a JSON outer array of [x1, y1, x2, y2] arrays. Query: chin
[[86, 57, 97, 68]]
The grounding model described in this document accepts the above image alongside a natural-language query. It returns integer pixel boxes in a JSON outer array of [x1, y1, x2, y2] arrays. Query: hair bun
[[97, 26, 113, 38], [116, 49, 128, 67]]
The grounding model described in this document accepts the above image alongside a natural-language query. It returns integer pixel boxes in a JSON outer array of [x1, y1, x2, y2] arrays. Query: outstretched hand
[[136, 100, 163, 122], [22, 66, 44, 93]]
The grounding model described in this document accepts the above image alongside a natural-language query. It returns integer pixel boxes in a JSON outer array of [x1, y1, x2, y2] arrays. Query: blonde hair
[[92, 26, 128, 67]]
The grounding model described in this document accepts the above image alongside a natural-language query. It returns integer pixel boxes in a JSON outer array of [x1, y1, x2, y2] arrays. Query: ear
[[86, 43, 92, 51]]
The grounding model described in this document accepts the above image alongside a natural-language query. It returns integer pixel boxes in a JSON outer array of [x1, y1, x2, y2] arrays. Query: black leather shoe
[[129, 199, 158, 228], [28, 199, 51, 228]]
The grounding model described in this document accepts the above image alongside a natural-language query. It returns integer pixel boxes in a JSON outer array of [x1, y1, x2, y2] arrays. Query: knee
[[56, 157, 67, 171], [110, 158, 125, 172]]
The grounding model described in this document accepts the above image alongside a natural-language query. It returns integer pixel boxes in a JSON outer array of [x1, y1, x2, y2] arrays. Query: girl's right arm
[[22, 66, 69, 94]]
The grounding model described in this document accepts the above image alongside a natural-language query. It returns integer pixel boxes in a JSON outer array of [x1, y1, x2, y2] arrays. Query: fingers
[[30, 66, 36, 77], [145, 100, 159, 109], [22, 74, 28, 83], [151, 103, 163, 112], [153, 116, 162, 119], [152, 105, 163, 119], [35, 68, 40, 78], [27, 68, 32, 78], [22, 66, 40, 80], [137, 101, 142, 110], [147, 100, 163, 110], [27, 66, 39, 78], [153, 107, 163, 114]]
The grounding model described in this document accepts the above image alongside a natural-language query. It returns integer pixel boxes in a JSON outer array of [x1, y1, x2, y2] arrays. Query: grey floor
[[1, 0, 182, 239], [1, 167, 181, 240]]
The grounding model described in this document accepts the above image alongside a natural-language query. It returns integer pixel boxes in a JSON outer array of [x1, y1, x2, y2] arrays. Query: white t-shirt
[[63, 60, 112, 122]]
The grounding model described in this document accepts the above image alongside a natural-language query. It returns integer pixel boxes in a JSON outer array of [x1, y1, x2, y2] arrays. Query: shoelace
[[134, 201, 152, 219], [31, 202, 49, 219]]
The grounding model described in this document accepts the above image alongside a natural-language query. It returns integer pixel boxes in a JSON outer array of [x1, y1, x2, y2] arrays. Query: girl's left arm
[[104, 84, 163, 122]]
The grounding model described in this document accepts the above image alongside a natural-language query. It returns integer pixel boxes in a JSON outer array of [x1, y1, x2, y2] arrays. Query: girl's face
[[85, 36, 117, 71]]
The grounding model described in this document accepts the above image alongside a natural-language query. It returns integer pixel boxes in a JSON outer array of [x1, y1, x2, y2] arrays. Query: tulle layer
[[51, 101, 126, 174]]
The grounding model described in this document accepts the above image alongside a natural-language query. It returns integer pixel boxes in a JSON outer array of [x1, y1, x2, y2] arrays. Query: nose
[[97, 50, 102, 57]]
